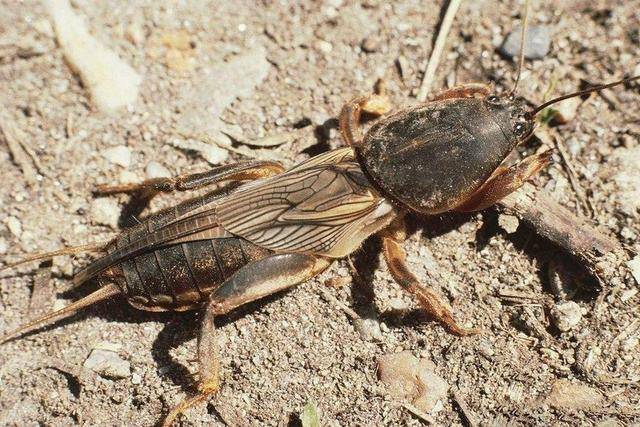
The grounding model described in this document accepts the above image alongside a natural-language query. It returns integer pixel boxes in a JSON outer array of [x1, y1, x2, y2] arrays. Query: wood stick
[[496, 183, 627, 283], [417, 0, 462, 102]]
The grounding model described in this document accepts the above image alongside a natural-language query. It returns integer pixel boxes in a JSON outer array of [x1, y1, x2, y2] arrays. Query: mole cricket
[[1, 4, 638, 425]]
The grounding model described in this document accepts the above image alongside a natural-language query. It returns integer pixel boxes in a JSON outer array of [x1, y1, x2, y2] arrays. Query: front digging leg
[[454, 150, 552, 213], [161, 253, 331, 426]]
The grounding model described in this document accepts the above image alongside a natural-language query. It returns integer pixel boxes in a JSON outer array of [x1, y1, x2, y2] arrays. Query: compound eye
[[487, 95, 500, 104], [514, 122, 527, 136]]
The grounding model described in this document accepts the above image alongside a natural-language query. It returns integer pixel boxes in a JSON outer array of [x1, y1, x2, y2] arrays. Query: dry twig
[[1, 110, 38, 186], [452, 389, 479, 427], [496, 183, 627, 283], [417, 0, 462, 102]]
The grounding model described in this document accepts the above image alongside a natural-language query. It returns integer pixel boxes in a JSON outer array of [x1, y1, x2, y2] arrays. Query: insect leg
[[454, 150, 553, 212], [339, 88, 392, 147], [429, 83, 492, 102], [162, 253, 331, 426], [380, 217, 478, 336], [95, 160, 284, 197]]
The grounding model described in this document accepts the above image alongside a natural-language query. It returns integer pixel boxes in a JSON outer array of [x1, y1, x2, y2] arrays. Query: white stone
[[45, 0, 141, 112], [90, 198, 120, 228], [498, 214, 520, 234], [131, 372, 142, 385], [83, 349, 130, 379], [6, 216, 22, 238], [627, 256, 640, 285], [102, 145, 132, 168]]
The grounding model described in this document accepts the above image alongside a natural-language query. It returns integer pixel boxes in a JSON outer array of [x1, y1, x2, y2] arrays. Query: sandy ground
[[1, 0, 639, 426]]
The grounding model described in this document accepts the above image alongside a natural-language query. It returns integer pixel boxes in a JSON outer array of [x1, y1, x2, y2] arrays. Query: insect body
[[2, 39, 639, 427]]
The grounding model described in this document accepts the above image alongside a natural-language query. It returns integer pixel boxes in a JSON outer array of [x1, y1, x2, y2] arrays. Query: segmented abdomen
[[100, 190, 272, 311]]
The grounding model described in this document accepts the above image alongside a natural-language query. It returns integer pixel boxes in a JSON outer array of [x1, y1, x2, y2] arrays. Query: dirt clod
[[545, 379, 604, 410], [378, 351, 448, 413], [550, 301, 582, 332]]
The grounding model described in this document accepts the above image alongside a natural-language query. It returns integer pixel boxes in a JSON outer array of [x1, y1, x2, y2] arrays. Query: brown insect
[[1, 13, 638, 427]]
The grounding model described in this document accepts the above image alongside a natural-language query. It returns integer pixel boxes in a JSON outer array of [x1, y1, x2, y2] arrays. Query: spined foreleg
[[454, 150, 552, 212]]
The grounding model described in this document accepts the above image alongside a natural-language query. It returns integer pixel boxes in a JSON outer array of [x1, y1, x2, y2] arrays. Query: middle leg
[[380, 216, 478, 336], [339, 81, 393, 147]]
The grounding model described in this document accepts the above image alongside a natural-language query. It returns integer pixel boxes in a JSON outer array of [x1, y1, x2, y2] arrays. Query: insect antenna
[[0, 241, 106, 273], [0, 282, 120, 344], [509, 0, 530, 97], [527, 75, 640, 118]]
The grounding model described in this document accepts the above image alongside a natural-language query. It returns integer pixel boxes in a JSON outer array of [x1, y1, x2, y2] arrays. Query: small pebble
[[500, 25, 551, 60], [354, 316, 383, 342], [378, 351, 448, 412], [145, 161, 171, 179], [90, 198, 120, 228], [6, 216, 22, 238], [0, 237, 7, 254], [52, 255, 74, 277], [612, 147, 640, 216], [317, 40, 333, 53], [361, 35, 379, 53], [83, 349, 131, 379], [498, 213, 519, 234], [118, 170, 139, 184], [477, 340, 495, 359], [168, 138, 229, 165], [131, 373, 142, 385], [102, 145, 132, 168], [620, 288, 637, 302], [627, 255, 640, 285], [551, 301, 582, 332]]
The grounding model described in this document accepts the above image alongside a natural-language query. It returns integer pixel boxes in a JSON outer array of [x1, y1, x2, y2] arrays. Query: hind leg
[[162, 253, 331, 426]]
